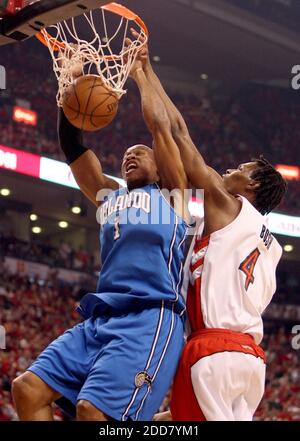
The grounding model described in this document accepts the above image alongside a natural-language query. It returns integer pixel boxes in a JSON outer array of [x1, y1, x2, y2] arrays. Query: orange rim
[[35, 1, 148, 54]]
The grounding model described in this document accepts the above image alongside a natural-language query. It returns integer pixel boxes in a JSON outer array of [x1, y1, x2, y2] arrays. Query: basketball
[[62, 75, 119, 132]]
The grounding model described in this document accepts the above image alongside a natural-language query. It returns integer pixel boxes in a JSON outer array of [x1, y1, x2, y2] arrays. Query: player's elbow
[[187, 163, 211, 190]]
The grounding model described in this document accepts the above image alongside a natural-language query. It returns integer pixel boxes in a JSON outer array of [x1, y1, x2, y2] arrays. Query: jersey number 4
[[239, 248, 261, 291]]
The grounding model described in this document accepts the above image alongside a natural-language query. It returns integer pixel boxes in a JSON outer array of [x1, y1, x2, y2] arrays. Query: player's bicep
[[174, 131, 238, 218], [70, 150, 119, 206], [152, 127, 188, 192], [184, 148, 225, 197], [173, 130, 222, 194], [152, 129, 191, 223]]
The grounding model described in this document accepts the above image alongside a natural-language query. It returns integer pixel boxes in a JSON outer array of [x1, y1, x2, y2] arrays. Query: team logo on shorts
[[135, 371, 152, 388]]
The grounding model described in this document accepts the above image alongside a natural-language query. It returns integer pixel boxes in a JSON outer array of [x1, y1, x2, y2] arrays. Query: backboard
[[0, 0, 109, 46]]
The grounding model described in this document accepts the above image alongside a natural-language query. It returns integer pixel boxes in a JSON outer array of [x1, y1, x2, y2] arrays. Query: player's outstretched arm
[[141, 53, 242, 221], [129, 30, 220, 195], [145, 64, 216, 189], [132, 67, 190, 217], [131, 68, 186, 192], [58, 109, 119, 206], [129, 35, 240, 229]]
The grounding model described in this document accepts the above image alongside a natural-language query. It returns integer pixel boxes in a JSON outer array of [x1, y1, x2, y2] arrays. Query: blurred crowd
[[0, 270, 82, 421], [0, 44, 299, 213], [264, 303, 300, 322], [0, 269, 299, 421], [255, 327, 300, 421], [1, 232, 99, 274]]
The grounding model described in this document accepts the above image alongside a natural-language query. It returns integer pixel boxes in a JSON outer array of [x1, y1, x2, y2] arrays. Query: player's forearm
[[133, 68, 169, 133], [144, 66, 208, 188], [144, 65, 187, 136], [133, 68, 188, 193]]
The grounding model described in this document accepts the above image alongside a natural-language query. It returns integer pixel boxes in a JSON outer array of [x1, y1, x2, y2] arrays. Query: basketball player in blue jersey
[[12, 54, 192, 421]]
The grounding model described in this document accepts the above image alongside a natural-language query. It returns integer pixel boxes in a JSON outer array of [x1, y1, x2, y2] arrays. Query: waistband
[[188, 328, 255, 344], [187, 328, 266, 362], [78, 293, 185, 320]]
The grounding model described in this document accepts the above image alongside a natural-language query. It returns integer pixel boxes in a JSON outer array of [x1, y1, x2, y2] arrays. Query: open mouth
[[125, 161, 138, 175]]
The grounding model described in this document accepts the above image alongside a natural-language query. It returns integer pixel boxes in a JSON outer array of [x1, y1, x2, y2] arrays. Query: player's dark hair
[[250, 155, 287, 215]]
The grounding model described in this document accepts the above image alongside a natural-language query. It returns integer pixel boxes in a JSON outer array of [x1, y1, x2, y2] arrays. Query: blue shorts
[[28, 303, 184, 421]]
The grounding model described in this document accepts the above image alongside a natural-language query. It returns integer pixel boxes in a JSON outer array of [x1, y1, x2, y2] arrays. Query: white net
[[39, 3, 148, 106]]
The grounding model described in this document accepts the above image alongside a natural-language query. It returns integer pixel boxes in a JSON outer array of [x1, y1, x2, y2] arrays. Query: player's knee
[[77, 400, 109, 421], [12, 374, 35, 405]]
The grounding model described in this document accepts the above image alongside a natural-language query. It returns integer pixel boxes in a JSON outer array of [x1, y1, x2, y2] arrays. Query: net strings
[[41, 10, 147, 106]]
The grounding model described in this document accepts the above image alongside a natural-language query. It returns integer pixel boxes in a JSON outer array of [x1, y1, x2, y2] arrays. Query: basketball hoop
[[36, 2, 148, 106]]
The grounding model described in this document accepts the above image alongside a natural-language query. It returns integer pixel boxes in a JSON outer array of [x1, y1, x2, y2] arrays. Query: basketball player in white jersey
[[129, 30, 287, 421]]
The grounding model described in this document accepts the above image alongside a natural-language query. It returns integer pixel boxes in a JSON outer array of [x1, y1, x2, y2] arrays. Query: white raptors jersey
[[183, 196, 282, 344]]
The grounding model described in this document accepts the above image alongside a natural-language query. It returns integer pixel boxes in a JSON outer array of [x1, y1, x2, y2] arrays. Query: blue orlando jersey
[[79, 183, 190, 318]]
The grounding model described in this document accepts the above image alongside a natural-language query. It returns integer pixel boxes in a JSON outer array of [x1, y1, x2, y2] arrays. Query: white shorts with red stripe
[[171, 328, 266, 421], [191, 351, 265, 421]]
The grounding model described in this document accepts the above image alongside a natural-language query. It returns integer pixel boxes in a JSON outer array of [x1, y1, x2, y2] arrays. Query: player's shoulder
[[238, 195, 263, 221]]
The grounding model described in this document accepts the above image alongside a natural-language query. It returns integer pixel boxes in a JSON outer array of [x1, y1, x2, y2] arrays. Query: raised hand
[[130, 27, 150, 71], [58, 43, 84, 80], [124, 28, 150, 79]]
